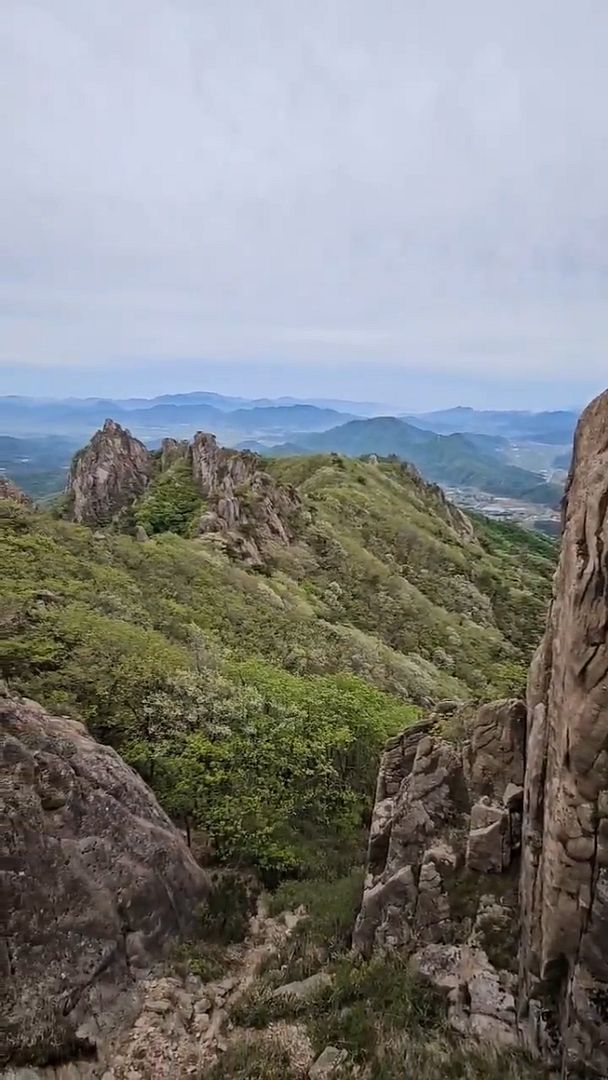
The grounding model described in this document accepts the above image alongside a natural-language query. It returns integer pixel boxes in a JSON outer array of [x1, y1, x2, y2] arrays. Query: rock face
[[353, 700, 526, 1047], [192, 432, 300, 564], [66, 419, 151, 525], [0, 692, 209, 1071], [64, 421, 299, 563], [520, 388, 608, 1075], [0, 476, 31, 505]]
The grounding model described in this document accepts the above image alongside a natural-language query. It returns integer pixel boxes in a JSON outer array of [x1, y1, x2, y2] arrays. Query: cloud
[[1, 0, 607, 399]]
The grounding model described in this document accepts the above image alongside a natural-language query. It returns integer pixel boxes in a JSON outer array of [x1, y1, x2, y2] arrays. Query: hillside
[[266, 417, 563, 508], [1, 431, 555, 880]]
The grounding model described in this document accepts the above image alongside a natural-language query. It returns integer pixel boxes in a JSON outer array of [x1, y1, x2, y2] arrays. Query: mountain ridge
[[261, 416, 563, 508]]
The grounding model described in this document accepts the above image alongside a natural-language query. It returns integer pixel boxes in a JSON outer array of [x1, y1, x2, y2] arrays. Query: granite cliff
[[520, 389, 608, 1074], [355, 388, 608, 1076]]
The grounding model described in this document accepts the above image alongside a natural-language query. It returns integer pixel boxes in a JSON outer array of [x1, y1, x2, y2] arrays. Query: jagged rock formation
[[191, 432, 300, 564], [0, 692, 209, 1072], [353, 700, 526, 1047], [520, 388, 608, 1075], [66, 419, 151, 525], [0, 476, 31, 505], [64, 421, 300, 564]]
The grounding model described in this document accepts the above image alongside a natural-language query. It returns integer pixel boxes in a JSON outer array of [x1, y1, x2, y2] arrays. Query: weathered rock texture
[[64, 421, 300, 564], [353, 700, 526, 1047], [66, 419, 151, 525], [0, 477, 31, 505], [191, 432, 300, 564], [520, 389, 608, 1075], [0, 692, 209, 1071]]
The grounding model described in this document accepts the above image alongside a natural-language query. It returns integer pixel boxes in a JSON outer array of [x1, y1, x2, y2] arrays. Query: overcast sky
[[2, 0, 608, 407]]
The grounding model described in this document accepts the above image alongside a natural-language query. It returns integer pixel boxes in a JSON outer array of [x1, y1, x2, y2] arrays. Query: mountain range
[[250, 416, 564, 509], [0, 392, 576, 518]]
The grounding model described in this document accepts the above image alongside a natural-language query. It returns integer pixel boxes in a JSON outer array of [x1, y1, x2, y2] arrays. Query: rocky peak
[[64, 423, 301, 563], [191, 432, 301, 564], [66, 418, 152, 525]]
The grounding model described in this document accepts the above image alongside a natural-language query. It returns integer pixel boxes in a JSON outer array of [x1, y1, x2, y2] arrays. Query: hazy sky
[[2, 1, 608, 407]]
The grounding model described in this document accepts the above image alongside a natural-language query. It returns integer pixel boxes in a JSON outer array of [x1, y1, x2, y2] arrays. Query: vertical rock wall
[[520, 390, 608, 1075]]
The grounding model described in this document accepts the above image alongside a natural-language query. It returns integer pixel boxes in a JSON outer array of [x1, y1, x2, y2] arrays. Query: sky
[[1, 0, 608, 409]]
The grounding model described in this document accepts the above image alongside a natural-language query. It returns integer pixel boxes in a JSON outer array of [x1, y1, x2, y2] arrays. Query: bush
[[134, 461, 202, 537]]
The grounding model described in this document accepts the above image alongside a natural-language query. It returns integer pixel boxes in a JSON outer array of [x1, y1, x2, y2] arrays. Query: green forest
[[1, 452, 555, 878]]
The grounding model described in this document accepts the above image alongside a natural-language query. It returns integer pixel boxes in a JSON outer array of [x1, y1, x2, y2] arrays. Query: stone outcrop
[[353, 700, 526, 1047], [66, 419, 151, 525], [192, 432, 300, 564], [64, 422, 299, 563], [520, 388, 608, 1075], [0, 476, 31, 505], [0, 692, 209, 1071]]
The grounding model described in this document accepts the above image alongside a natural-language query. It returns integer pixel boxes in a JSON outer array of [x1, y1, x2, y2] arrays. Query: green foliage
[[0, 454, 555, 875], [172, 940, 229, 983], [266, 871, 365, 979], [199, 871, 256, 944], [134, 460, 202, 536], [125, 666, 410, 876]]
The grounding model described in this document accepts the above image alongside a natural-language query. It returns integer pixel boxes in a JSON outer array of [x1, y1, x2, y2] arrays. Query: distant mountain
[[403, 406, 579, 445], [0, 395, 357, 441], [265, 416, 564, 508]]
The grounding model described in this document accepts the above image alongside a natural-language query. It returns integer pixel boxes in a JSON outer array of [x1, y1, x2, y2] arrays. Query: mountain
[[264, 416, 563, 508], [403, 405, 579, 444], [0, 394, 358, 448], [1, 419, 559, 1075], [3, 422, 555, 800], [552, 448, 572, 469]]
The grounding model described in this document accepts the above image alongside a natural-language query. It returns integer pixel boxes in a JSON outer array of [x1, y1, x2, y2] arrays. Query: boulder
[[308, 1045, 348, 1077], [353, 700, 525, 1047], [62, 423, 300, 564], [0, 693, 209, 1069], [191, 432, 300, 564], [272, 972, 332, 1003]]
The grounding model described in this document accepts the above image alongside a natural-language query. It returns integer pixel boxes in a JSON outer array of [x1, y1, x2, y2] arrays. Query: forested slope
[[1, 451, 555, 878]]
